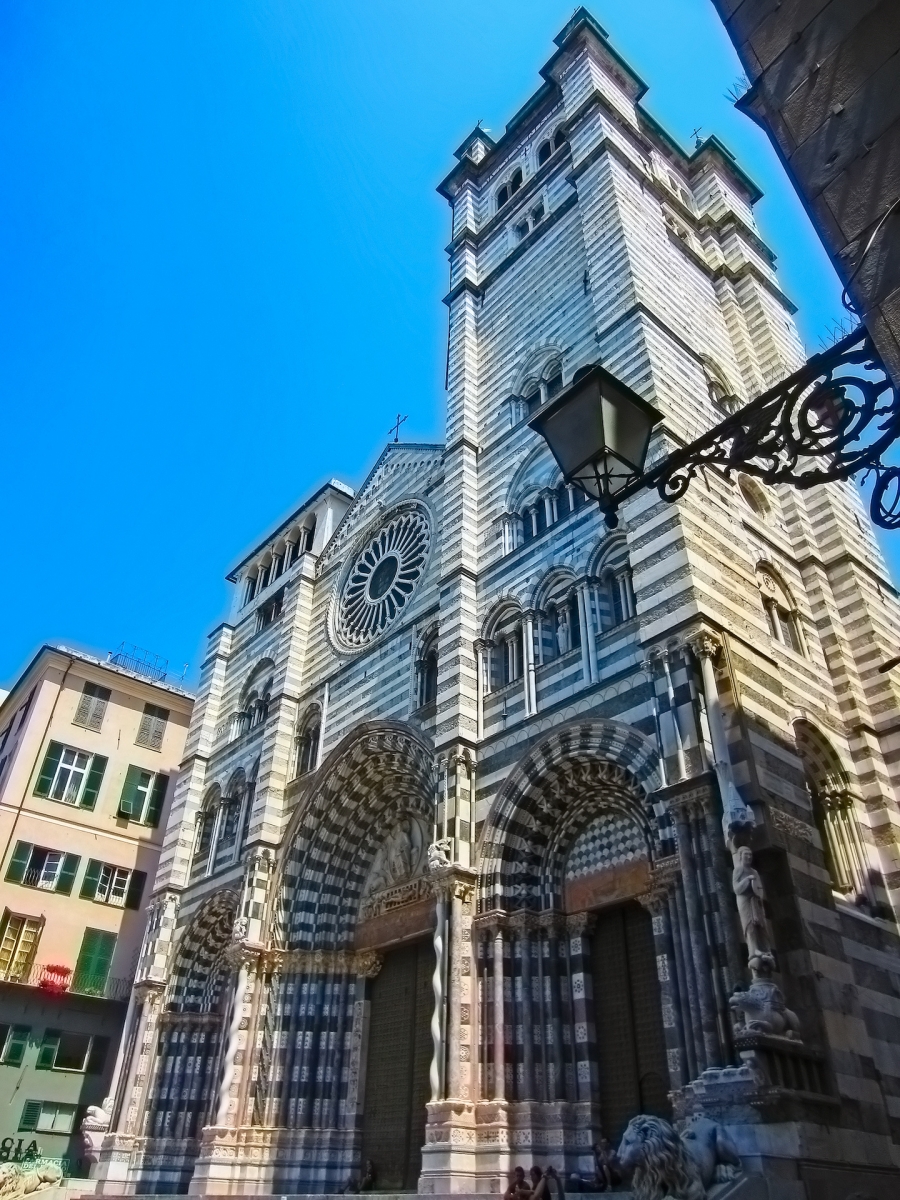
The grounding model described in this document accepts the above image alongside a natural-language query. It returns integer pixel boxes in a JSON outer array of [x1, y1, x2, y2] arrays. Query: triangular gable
[[316, 442, 444, 573]]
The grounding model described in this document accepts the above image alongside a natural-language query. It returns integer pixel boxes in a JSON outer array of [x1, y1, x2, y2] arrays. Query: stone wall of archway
[[479, 719, 665, 913], [274, 721, 436, 951]]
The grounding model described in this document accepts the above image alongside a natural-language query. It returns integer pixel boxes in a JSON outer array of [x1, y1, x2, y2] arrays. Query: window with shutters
[[5, 843, 80, 895], [71, 928, 116, 997], [117, 766, 168, 825], [0, 1025, 29, 1066], [135, 703, 169, 751], [80, 859, 146, 909], [19, 1101, 78, 1134], [34, 741, 107, 809], [72, 682, 111, 731], [0, 912, 43, 982], [36, 1029, 109, 1073]]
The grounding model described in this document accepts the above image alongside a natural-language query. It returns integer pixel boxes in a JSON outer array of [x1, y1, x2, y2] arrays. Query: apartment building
[[0, 645, 192, 1174]]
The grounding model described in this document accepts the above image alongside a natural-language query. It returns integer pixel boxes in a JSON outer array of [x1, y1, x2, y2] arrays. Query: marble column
[[522, 611, 538, 716], [493, 924, 506, 1101], [215, 961, 249, 1125]]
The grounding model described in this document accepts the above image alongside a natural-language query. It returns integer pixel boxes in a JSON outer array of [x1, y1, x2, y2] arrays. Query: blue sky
[[0, 1, 880, 689]]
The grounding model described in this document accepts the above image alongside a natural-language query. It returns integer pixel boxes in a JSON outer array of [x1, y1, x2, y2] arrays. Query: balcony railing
[[0, 963, 134, 1001]]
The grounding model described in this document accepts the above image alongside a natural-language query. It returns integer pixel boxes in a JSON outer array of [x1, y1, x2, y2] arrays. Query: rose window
[[334, 508, 431, 648]]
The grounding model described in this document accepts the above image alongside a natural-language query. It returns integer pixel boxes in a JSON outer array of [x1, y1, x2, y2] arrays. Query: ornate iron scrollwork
[[620, 329, 900, 529]]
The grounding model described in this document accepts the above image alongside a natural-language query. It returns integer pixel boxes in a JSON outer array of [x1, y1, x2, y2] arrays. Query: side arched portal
[[139, 891, 238, 1191]]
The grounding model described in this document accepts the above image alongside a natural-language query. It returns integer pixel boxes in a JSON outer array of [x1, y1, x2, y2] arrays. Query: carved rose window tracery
[[333, 507, 431, 649]]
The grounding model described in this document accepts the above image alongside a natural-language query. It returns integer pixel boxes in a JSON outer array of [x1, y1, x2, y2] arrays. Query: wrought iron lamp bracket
[[609, 330, 900, 529]]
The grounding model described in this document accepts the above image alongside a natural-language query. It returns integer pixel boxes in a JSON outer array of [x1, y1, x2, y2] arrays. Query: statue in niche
[[556, 607, 570, 655], [731, 845, 769, 970], [388, 817, 413, 880], [363, 814, 426, 896]]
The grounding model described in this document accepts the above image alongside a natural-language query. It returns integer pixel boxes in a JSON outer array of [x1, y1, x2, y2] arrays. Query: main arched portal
[[260, 722, 437, 1194], [477, 720, 673, 1160]]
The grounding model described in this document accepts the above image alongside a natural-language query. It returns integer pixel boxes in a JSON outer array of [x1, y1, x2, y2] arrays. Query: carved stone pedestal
[[92, 1133, 138, 1195], [672, 1036, 900, 1198], [420, 1101, 478, 1194]]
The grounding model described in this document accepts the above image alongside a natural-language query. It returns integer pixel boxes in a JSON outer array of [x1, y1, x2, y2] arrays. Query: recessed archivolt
[[168, 889, 239, 1013], [478, 719, 663, 912], [511, 342, 566, 397], [506, 443, 561, 513], [273, 720, 435, 951]]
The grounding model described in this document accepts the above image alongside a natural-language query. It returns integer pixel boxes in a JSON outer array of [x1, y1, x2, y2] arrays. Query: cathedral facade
[[95, 11, 900, 1198]]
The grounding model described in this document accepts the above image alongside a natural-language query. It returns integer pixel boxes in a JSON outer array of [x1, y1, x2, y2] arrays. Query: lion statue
[[0, 1161, 62, 1199], [680, 1116, 741, 1188], [617, 1115, 705, 1200], [729, 978, 800, 1038]]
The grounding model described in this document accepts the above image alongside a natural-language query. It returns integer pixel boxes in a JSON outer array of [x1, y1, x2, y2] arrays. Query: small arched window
[[191, 787, 221, 880], [757, 566, 804, 655], [416, 631, 439, 709], [795, 720, 870, 901], [509, 168, 523, 194], [738, 475, 769, 518], [601, 568, 635, 629], [486, 610, 524, 692], [538, 140, 552, 166], [296, 708, 321, 776], [545, 366, 563, 399], [213, 770, 247, 873], [553, 128, 566, 151], [521, 505, 537, 542], [497, 185, 509, 211]]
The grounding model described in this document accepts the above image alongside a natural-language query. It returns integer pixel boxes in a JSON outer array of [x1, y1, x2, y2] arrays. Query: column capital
[[686, 627, 723, 660], [565, 911, 595, 935], [472, 908, 507, 932], [133, 980, 165, 1007], [636, 854, 681, 912]]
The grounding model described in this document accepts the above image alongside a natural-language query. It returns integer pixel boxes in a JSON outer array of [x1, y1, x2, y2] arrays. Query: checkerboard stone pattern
[[565, 809, 647, 880]]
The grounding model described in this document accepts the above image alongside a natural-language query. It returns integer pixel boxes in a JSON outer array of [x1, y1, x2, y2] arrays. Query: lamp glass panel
[[536, 381, 605, 478], [600, 387, 655, 487]]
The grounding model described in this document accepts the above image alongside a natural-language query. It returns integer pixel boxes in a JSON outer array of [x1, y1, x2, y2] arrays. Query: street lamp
[[528, 364, 662, 528], [528, 330, 900, 530]]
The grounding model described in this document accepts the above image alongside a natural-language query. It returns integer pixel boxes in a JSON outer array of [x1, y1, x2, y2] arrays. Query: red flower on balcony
[[39, 965, 72, 994]]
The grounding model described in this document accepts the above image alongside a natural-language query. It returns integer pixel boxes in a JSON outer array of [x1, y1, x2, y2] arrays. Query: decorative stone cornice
[[278, 948, 384, 978]]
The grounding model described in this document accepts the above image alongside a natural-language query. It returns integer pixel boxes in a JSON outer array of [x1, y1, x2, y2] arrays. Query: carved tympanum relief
[[360, 814, 431, 919]]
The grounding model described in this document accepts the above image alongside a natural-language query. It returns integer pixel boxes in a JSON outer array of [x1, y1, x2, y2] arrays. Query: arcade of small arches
[[479, 566, 635, 697], [224, 660, 274, 745], [241, 516, 317, 607], [189, 765, 256, 883], [495, 127, 566, 212]]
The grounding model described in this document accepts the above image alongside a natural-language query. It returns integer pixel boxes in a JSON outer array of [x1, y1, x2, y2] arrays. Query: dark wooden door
[[360, 938, 435, 1190], [591, 901, 671, 1143]]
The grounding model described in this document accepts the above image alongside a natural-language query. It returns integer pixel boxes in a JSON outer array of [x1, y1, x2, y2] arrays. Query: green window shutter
[[55, 853, 80, 896], [72, 929, 116, 996], [124, 870, 146, 910], [35, 1031, 60, 1070], [80, 755, 107, 810], [86, 1036, 110, 1074], [19, 1101, 41, 1132], [5, 1027, 29, 1067], [34, 743, 63, 797], [5, 842, 33, 885], [117, 766, 141, 818], [144, 774, 168, 827], [79, 860, 103, 900]]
